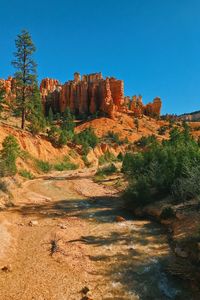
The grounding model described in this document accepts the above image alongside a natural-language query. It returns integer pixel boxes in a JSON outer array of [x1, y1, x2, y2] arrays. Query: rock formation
[[1, 72, 162, 119], [40, 78, 61, 113], [129, 95, 162, 118], [0, 76, 16, 103], [179, 110, 200, 121], [41, 72, 124, 119]]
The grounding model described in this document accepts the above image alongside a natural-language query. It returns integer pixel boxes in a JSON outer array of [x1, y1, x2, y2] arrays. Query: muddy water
[[0, 172, 196, 299]]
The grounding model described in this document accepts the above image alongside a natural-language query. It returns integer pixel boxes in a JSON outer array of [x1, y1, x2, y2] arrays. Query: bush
[[123, 126, 200, 207], [58, 130, 67, 147], [106, 131, 121, 144], [99, 151, 117, 165], [73, 127, 99, 154], [19, 150, 31, 161], [123, 175, 152, 208], [53, 156, 78, 171], [171, 165, 200, 202], [47, 125, 61, 146], [160, 206, 175, 219], [82, 155, 91, 167], [61, 108, 75, 132], [105, 131, 129, 145], [117, 152, 124, 161], [158, 125, 168, 135], [135, 135, 158, 148], [0, 135, 20, 176], [47, 125, 68, 148], [19, 169, 34, 179], [36, 160, 52, 173], [96, 163, 117, 177]]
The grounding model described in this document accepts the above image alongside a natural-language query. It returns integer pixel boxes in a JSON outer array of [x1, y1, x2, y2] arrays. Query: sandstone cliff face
[[40, 78, 61, 113], [144, 97, 162, 117], [0, 76, 16, 103], [42, 72, 124, 118], [129, 95, 162, 118], [1, 73, 162, 119]]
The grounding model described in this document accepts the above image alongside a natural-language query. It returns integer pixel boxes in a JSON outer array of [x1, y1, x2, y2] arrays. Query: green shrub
[[61, 108, 75, 133], [54, 160, 77, 171], [47, 125, 69, 148], [105, 131, 129, 145], [135, 135, 158, 148], [106, 131, 121, 144], [99, 151, 117, 165], [160, 206, 175, 219], [19, 150, 31, 161], [96, 163, 117, 177], [19, 169, 34, 179], [0, 135, 20, 176], [73, 127, 99, 154], [171, 165, 200, 202], [158, 125, 168, 135], [36, 160, 52, 173], [123, 126, 200, 208], [82, 155, 91, 167], [117, 152, 124, 161], [47, 125, 61, 146], [58, 130, 67, 147]]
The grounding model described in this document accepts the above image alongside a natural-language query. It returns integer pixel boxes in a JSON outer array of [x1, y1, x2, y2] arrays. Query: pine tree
[[0, 135, 20, 176], [48, 107, 54, 124], [12, 30, 37, 129], [134, 118, 139, 133], [61, 108, 75, 132], [28, 86, 46, 135]]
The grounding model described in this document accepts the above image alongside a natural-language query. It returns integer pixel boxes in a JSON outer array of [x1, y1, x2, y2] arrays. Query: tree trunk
[[21, 107, 25, 129]]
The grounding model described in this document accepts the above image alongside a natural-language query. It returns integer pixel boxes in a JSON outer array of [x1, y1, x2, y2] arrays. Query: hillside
[[179, 110, 200, 121], [0, 112, 199, 177]]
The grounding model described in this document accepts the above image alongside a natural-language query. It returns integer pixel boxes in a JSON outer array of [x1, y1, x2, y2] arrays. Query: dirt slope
[[76, 113, 168, 142]]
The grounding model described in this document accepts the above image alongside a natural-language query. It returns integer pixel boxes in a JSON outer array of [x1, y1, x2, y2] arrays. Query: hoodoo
[[1, 72, 162, 119]]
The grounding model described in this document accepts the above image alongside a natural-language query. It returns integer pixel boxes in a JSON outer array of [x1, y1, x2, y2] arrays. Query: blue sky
[[0, 0, 200, 114]]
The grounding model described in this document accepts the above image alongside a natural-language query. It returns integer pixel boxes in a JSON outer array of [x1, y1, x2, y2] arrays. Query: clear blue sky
[[0, 0, 200, 114]]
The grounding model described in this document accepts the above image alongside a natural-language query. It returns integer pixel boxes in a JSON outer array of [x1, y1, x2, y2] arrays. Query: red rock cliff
[[0, 76, 16, 103], [129, 95, 162, 118], [1, 73, 162, 119], [42, 72, 124, 118]]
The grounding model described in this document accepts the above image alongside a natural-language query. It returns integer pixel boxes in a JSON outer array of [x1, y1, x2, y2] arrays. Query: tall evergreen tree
[[0, 135, 20, 176], [28, 86, 46, 135], [12, 30, 37, 129], [48, 107, 54, 124], [61, 108, 75, 132]]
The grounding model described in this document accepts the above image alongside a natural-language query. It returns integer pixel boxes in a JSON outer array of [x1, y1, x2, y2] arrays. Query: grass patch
[[35, 156, 78, 173], [19, 150, 31, 161], [36, 160, 52, 173], [18, 169, 34, 179], [54, 160, 78, 171], [82, 155, 91, 167]]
